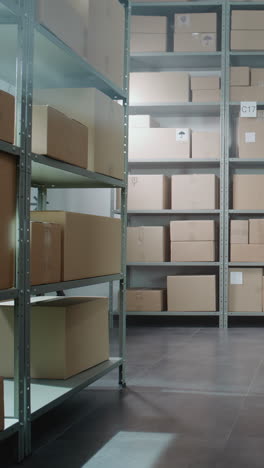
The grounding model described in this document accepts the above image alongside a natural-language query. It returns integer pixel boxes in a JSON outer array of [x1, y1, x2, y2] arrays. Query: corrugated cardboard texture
[[192, 132, 220, 159], [230, 67, 250, 86], [174, 13, 217, 33], [238, 117, 264, 159], [31, 222, 61, 285], [30, 211, 121, 281], [127, 227, 168, 262], [128, 175, 169, 210], [0, 91, 14, 144], [249, 219, 264, 244], [127, 289, 166, 312], [191, 76, 220, 90], [170, 220, 216, 242], [233, 175, 264, 209], [171, 241, 216, 262], [230, 220, 249, 244], [192, 89, 220, 102], [34, 89, 124, 180], [0, 378, 3, 431], [171, 174, 219, 210], [229, 268, 263, 312], [0, 297, 109, 379], [167, 275, 216, 312], [232, 10, 264, 30], [129, 128, 190, 160], [231, 244, 264, 262], [32, 105, 88, 169], [130, 72, 190, 104], [174, 33, 216, 52], [231, 31, 264, 51], [0, 153, 16, 290], [131, 33, 166, 53]]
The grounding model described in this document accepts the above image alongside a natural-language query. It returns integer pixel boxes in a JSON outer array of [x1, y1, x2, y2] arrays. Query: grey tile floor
[[3, 325, 264, 467]]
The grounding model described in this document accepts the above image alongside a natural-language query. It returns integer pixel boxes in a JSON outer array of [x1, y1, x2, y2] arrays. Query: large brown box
[[171, 241, 216, 262], [237, 116, 264, 159], [170, 220, 216, 242], [174, 33, 216, 53], [34, 88, 124, 180], [192, 132, 220, 159], [171, 174, 219, 210], [230, 86, 264, 102], [231, 244, 264, 262], [31, 222, 61, 286], [0, 153, 16, 290], [191, 76, 220, 90], [131, 15, 166, 53], [0, 378, 3, 431], [230, 67, 250, 86], [192, 89, 220, 102], [229, 268, 263, 312], [32, 106, 88, 169], [30, 211, 121, 281], [251, 69, 264, 87], [230, 220, 249, 244], [129, 128, 190, 160], [249, 219, 264, 244], [232, 10, 264, 30], [127, 227, 167, 262], [174, 13, 217, 33], [231, 31, 264, 51], [167, 275, 216, 312], [130, 72, 190, 104], [233, 175, 264, 210], [128, 175, 169, 210], [126, 289, 166, 312], [0, 92, 14, 144], [0, 297, 109, 379]]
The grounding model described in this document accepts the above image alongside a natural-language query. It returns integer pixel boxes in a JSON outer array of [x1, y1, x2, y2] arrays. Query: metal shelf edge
[[0, 420, 19, 441], [125, 311, 220, 316], [127, 262, 220, 266], [0, 288, 19, 301], [31, 274, 123, 295]]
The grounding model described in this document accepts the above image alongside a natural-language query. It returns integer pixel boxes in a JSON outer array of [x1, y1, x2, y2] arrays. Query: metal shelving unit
[[0, 0, 130, 461]]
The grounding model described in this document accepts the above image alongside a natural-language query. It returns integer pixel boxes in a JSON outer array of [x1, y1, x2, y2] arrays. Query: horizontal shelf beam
[[0, 419, 19, 441], [229, 312, 264, 316], [0, 141, 19, 157], [31, 274, 123, 295], [229, 262, 264, 267], [230, 210, 264, 214], [130, 102, 221, 117], [132, 2, 223, 15], [125, 311, 220, 317], [127, 210, 220, 215], [131, 52, 222, 72], [127, 262, 220, 267], [129, 159, 220, 166], [0, 288, 19, 301]]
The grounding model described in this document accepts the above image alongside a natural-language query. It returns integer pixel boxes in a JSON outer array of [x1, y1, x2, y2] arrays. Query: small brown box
[[171, 174, 219, 210], [229, 268, 263, 313], [230, 86, 264, 102], [233, 175, 264, 210], [230, 67, 250, 87], [170, 220, 216, 242], [126, 289, 166, 312], [249, 219, 264, 244], [130, 72, 190, 104], [30, 222, 61, 286], [167, 275, 216, 312], [251, 68, 264, 87], [230, 220, 249, 244], [174, 33, 217, 53], [191, 76, 220, 90], [171, 241, 216, 262], [231, 244, 264, 262], [127, 226, 167, 263], [174, 13, 217, 33], [231, 30, 264, 51], [128, 175, 169, 210], [192, 89, 220, 102], [232, 10, 264, 30], [237, 116, 264, 159]]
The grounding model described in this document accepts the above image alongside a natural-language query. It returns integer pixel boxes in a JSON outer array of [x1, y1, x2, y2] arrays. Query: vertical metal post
[[14, 0, 34, 458], [109, 188, 115, 329], [119, 0, 131, 388], [37, 187, 47, 211]]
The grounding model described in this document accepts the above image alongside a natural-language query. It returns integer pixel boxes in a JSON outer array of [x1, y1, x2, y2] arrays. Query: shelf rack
[[0, 0, 130, 461]]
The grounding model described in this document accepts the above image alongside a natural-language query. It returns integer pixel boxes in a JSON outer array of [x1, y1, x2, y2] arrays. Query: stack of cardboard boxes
[[231, 219, 264, 262], [174, 13, 217, 52], [127, 289, 166, 312], [231, 10, 264, 52], [191, 76, 220, 103], [170, 221, 217, 262], [230, 67, 264, 102], [131, 15, 167, 53]]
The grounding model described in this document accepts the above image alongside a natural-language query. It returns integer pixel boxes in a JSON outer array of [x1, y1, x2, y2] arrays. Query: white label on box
[[176, 14, 190, 28], [230, 272, 243, 285], [245, 132, 256, 143], [240, 102, 257, 118], [176, 129, 189, 142]]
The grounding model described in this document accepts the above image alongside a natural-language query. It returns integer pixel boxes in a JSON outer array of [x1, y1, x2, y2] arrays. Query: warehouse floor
[[3, 325, 264, 467]]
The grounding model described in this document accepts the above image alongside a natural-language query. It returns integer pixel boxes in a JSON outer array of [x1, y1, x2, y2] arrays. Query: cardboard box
[[127, 226, 167, 262], [0, 297, 109, 379], [171, 174, 219, 210], [192, 89, 220, 102], [230, 67, 251, 87], [251, 68, 264, 87], [230, 86, 264, 102], [129, 115, 160, 129], [129, 128, 191, 160], [32, 106, 88, 169], [0, 92, 14, 144], [192, 132, 220, 159], [128, 175, 169, 210], [126, 289, 166, 312], [131, 34, 166, 53], [130, 72, 190, 104], [237, 116, 264, 159], [233, 175, 264, 209], [229, 268, 263, 312], [171, 241, 216, 262], [231, 244, 264, 262], [167, 275, 216, 312], [0, 378, 3, 431], [249, 219, 264, 244], [31, 222, 61, 286], [191, 76, 220, 90], [174, 33, 217, 53], [231, 31, 264, 51], [34, 89, 124, 180], [232, 10, 264, 30], [230, 220, 249, 244], [131, 15, 166, 34], [174, 13, 217, 33], [170, 220, 216, 242], [0, 153, 16, 290], [30, 211, 121, 281]]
